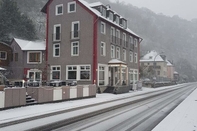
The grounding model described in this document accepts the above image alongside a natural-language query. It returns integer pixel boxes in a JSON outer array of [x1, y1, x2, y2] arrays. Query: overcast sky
[[109, 0, 197, 21]]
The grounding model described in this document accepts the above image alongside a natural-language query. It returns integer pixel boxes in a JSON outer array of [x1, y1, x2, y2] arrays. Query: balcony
[[52, 33, 61, 42]]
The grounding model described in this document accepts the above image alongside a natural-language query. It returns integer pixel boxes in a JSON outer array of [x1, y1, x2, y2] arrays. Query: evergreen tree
[[0, 0, 37, 42]]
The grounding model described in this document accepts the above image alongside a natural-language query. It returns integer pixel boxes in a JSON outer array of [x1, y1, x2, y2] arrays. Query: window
[[55, 4, 63, 15], [53, 43, 60, 57], [51, 66, 61, 80], [134, 38, 138, 47], [129, 36, 134, 49], [0, 51, 7, 60], [14, 53, 18, 61], [130, 51, 133, 62], [67, 66, 77, 79], [71, 21, 80, 39], [53, 24, 61, 41], [116, 16, 120, 24], [100, 42, 106, 56], [122, 33, 126, 47], [111, 45, 115, 58], [123, 49, 126, 61], [80, 66, 90, 80], [134, 53, 138, 63], [101, 22, 106, 34], [110, 27, 115, 43], [102, 8, 106, 17], [116, 29, 120, 44], [157, 71, 160, 75], [68, 1, 76, 13], [71, 41, 79, 56], [27, 51, 42, 63], [109, 12, 113, 21], [66, 65, 91, 80], [99, 66, 105, 85], [116, 47, 120, 59]]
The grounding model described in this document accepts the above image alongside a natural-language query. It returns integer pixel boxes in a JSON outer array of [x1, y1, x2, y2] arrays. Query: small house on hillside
[[9, 38, 46, 84], [140, 51, 168, 81]]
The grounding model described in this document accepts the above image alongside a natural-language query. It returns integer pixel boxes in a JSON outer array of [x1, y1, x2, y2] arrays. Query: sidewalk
[[152, 87, 197, 131]]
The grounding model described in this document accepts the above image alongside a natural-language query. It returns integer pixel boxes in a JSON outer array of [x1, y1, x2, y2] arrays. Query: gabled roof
[[166, 60, 173, 66], [140, 50, 164, 62], [41, 0, 141, 39], [0, 41, 10, 47], [13, 38, 45, 51]]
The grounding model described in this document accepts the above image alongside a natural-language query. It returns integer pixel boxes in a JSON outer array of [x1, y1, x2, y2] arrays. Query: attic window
[[116, 16, 120, 24], [109, 12, 113, 21], [149, 56, 152, 59], [101, 7, 106, 17]]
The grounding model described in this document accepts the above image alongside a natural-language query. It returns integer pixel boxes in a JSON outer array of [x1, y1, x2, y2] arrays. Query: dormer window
[[120, 18, 127, 29], [149, 56, 153, 59], [109, 12, 113, 21], [116, 16, 120, 24], [102, 7, 106, 17]]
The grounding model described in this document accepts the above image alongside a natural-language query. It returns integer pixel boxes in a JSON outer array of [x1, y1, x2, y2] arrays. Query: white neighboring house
[[9, 38, 46, 83], [140, 51, 168, 80]]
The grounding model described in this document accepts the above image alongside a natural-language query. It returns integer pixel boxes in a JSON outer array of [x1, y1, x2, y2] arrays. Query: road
[[0, 83, 196, 131]]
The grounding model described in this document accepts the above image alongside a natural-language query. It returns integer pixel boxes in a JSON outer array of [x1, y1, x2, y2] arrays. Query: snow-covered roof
[[89, 2, 103, 7], [140, 50, 164, 62], [108, 59, 126, 65], [78, 0, 141, 38], [13, 38, 45, 51], [166, 60, 173, 66], [174, 71, 179, 74]]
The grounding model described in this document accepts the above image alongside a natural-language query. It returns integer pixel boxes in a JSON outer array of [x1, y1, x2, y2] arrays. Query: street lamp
[[153, 51, 164, 81]]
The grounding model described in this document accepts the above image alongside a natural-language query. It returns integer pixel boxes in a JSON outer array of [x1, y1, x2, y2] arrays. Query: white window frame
[[102, 8, 106, 17], [123, 49, 126, 61], [100, 42, 106, 56], [122, 33, 126, 47], [134, 38, 138, 47], [66, 65, 91, 81], [68, 1, 76, 13], [110, 27, 115, 43], [71, 21, 80, 39], [53, 24, 61, 41], [55, 4, 63, 15], [116, 29, 120, 44], [130, 51, 133, 62], [51, 65, 61, 80], [111, 45, 115, 58], [116, 46, 120, 59], [71, 41, 79, 56], [53, 43, 60, 57], [116, 16, 120, 24], [0, 51, 7, 60], [67, 65, 77, 80], [109, 12, 113, 21], [101, 22, 106, 34], [27, 51, 42, 64], [134, 53, 138, 63]]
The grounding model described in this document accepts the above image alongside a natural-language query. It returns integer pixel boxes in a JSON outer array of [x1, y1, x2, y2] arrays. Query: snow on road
[[153, 85, 197, 131]]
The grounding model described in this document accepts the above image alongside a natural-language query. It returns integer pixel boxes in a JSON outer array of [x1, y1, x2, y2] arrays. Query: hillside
[[14, 0, 197, 81]]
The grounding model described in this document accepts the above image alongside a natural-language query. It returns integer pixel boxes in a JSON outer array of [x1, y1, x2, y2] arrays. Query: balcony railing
[[52, 33, 61, 42]]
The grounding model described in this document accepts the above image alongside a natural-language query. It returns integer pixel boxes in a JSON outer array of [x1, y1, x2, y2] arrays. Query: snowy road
[[0, 83, 196, 131]]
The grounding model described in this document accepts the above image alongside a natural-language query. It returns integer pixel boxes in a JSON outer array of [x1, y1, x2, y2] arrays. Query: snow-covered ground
[[0, 84, 196, 131], [153, 86, 197, 131]]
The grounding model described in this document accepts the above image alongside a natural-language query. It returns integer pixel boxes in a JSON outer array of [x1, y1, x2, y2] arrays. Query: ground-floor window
[[66, 65, 91, 81], [51, 66, 61, 80], [27, 69, 42, 82], [130, 69, 138, 83], [99, 66, 105, 85]]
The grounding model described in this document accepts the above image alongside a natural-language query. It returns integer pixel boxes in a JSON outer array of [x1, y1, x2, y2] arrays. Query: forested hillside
[[1, 0, 197, 81]]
